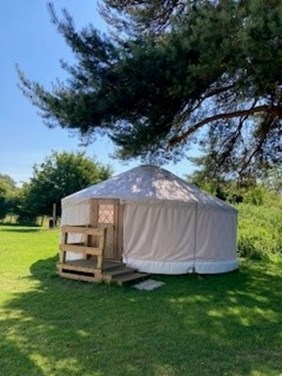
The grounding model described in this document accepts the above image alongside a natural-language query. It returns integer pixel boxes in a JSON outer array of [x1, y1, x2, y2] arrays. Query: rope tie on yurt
[[192, 202, 198, 273]]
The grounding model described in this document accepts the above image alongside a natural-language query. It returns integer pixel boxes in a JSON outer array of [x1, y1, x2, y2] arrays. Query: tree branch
[[169, 104, 282, 146]]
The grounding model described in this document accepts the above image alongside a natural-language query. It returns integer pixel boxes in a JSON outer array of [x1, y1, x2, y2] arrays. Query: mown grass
[[0, 225, 281, 376]]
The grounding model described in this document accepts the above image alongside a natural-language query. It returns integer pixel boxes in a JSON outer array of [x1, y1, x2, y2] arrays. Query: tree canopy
[[0, 174, 18, 220], [18, 151, 112, 218], [19, 0, 282, 174]]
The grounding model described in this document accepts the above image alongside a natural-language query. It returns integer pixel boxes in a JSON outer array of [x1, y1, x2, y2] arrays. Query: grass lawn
[[0, 225, 281, 376]]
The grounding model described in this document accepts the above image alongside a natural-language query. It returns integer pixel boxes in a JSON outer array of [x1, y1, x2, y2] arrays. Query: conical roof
[[62, 165, 235, 211]]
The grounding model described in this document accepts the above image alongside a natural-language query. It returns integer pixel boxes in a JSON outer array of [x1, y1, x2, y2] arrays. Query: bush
[[16, 214, 39, 226], [238, 237, 269, 261], [236, 202, 282, 260]]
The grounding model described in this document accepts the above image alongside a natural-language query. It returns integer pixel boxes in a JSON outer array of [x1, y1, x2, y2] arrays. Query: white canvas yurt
[[61, 165, 238, 274]]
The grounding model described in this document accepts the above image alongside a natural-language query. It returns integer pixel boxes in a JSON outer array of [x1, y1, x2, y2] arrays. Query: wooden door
[[89, 199, 123, 261]]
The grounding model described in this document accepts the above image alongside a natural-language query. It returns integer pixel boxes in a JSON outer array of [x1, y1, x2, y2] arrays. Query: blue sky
[[0, 0, 196, 185]]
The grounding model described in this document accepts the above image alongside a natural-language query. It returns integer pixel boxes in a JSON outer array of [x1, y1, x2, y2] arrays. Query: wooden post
[[117, 202, 124, 261], [89, 199, 99, 227], [53, 203, 57, 227], [59, 231, 68, 263], [89, 199, 99, 248]]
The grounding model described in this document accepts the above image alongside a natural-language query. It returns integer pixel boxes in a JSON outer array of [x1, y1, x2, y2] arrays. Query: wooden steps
[[57, 258, 149, 286], [102, 263, 148, 285]]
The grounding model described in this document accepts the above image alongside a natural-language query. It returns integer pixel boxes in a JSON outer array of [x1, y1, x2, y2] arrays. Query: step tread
[[103, 262, 124, 271], [103, 266, 136, 277], [113, 272, 149, 285]]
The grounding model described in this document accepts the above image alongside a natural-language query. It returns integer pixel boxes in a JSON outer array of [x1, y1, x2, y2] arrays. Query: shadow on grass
[[0, 339, 45, 376], [1, 256, 281, 376]]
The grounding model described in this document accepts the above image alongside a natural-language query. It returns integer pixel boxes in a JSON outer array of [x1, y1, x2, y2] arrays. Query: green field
[[0, 225, 281, 376]]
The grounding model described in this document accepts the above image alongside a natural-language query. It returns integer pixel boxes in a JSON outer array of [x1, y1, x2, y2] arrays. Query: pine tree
[[19, 0, 282, 173]]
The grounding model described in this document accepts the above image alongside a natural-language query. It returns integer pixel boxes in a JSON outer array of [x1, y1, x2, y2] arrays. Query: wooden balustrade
[[57, 225, 107, 281]]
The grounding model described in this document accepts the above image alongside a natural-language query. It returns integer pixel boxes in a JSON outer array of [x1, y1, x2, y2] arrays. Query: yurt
[[61, 165, 238, 274]]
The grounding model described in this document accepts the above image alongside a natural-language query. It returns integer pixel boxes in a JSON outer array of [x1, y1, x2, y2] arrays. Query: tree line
[[1, 149, 281, 225], [0, 151, 112, 224]]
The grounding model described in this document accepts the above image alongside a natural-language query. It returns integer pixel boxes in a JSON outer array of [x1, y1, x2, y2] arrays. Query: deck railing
[[58, 225, 107, 281]]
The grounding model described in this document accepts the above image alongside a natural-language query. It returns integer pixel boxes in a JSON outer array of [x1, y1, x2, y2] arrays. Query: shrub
[[236, 202, 282, 260]]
